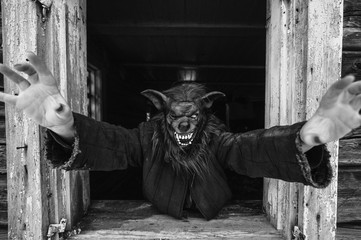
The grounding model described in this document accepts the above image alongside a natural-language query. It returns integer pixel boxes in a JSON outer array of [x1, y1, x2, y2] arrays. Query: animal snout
[[178, 122, 190, 132]]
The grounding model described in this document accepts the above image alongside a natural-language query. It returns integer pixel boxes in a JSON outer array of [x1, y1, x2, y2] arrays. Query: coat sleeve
[[44, 112, 145, 171], [216, 122, 332, 188]]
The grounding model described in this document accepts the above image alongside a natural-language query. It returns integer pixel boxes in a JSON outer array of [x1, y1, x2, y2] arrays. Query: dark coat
[[45, 113, 332, 220]]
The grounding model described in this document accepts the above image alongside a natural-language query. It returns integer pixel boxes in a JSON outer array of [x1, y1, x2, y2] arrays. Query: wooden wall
[[1, 1, 89, 238], [0, 4, 6, 231], [0, 0, 359, 237], [338, 0, 361, 224], [264, 1, 343, 239]]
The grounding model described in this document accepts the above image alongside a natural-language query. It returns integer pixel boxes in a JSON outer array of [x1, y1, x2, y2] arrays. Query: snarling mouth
[[174, 132, 194, 147]]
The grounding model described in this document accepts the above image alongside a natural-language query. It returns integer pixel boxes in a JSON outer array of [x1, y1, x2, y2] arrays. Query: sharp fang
[[174, 132, 194, 146]]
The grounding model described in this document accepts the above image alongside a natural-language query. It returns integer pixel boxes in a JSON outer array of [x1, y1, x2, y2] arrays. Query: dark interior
[[87, 0, 266, 200]]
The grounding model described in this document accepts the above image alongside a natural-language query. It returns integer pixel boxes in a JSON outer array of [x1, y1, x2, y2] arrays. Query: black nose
[[179, 122, 190, 132]]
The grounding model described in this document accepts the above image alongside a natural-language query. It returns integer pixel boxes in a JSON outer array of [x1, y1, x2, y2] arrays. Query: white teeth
[[174, 132, 194, 146]]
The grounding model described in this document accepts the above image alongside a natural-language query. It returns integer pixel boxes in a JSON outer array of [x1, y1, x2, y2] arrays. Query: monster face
[[141, 83, 225, 149], [167, 101, 199, 147]]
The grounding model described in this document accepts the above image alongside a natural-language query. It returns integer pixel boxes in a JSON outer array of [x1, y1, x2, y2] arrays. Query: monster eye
[[190, 114, 198, 120]]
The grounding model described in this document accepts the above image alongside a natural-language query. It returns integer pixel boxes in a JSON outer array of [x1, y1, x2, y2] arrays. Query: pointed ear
[[141, 89, 169, 110], [200, 91, 226, 108]]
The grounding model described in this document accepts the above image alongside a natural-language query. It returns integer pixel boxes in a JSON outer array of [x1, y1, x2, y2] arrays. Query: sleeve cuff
[[295, 132, 333, 188], [44, 127, 82, 170]]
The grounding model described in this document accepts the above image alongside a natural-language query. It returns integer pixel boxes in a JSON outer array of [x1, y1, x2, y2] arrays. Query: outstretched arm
[[0, 53, 144, 170], [300, 75, 361, 152], [217, 76, 361, 187], [0, 52, 75, 141]]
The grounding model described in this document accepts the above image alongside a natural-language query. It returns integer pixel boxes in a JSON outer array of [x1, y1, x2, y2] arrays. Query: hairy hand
[[0, 52, 74, 139], [300, 75, 361, 146]]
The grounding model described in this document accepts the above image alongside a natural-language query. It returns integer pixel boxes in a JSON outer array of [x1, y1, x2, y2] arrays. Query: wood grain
[[67, 200, 283, 240], [44, 0, 90, 231], [344, 0, 361, 18], [3, 1, 49, 238], [265, 0, 343, 239], [0, 173, 7, 227], [3, 0, 89, 239], [338, 0, 361, 226], [337, 168, 361, 222], [341, 51, 361, 80], [343, 28, 361, 51], [0, 229, 7, 240], [339, 138, 361, 166]]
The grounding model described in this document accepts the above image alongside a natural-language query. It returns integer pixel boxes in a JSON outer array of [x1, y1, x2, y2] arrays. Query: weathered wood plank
[[0, 229, 7, 239], [339, 0, 361, 226], [344, 17, 361, 28], [44, 0, 90, 231], [61, 0, 90, 228], [296, 0, 343, 238], [4, 0, 89, 239], [342, 51, 361, 80], [264, 3, 298, 237], [0, 146, 5, 171], [3, 1, 51, 239], [337, 167, 361, 223], [67, 200, 283, 240], [265, 0, 343, 239], [344, 0, 361, 18], [0, 209, 6, 227], [336, 221, 361, 240], [342, 126, 361, 139], [0, 172, 6, 228], [0, 122, 6, 145], [0, 105, 5, 118], [0, 173, 6, 210], [343, 28, 361, 51], [336, 228, 361, 240], [339, 138, 361, 166], [343, 0, 361, 51]]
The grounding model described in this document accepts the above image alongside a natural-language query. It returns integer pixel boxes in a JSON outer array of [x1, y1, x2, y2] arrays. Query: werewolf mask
[[141, 83, 226, 177]]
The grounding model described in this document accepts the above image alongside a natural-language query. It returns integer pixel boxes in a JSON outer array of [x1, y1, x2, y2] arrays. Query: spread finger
[[329, 75, 354, 93], [350, 94, 361, 111], [26, 51, 52, 77], [347, 80, 361, 95], [0, 92, 17, 106], [14, 63, 38, 84], [14, 63, 37, 76], [0, 64, 30, 90]]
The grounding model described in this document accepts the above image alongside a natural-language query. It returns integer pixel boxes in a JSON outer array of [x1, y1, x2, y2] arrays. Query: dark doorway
[[87, 0, 266, 201]]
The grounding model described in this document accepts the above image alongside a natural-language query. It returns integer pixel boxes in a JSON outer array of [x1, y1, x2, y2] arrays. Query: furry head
[[141, 82, 226, 177]]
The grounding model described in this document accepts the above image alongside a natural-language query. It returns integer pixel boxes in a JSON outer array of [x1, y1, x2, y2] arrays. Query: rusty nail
[[16, 145, 28, 150]]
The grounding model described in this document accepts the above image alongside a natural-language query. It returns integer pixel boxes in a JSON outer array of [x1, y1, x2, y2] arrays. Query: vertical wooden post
[[264, 0, 343, 239], [3, 0, 89, 238], [44, 0, 90, 230], [3, 1, 49, 238]]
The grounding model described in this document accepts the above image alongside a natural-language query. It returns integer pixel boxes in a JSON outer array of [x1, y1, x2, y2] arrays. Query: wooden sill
[[67, 200, 283, 239]]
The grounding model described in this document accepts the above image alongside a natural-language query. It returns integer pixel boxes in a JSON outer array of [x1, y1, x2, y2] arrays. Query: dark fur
[[150, 83, 227, 179], [163, 82, 209, 110]]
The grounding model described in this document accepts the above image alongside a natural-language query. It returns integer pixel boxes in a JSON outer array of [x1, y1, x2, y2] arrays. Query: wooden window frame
[[264, 0, 343, 239], [3, 0, 344, 239], [87, 63, 102, 121]]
